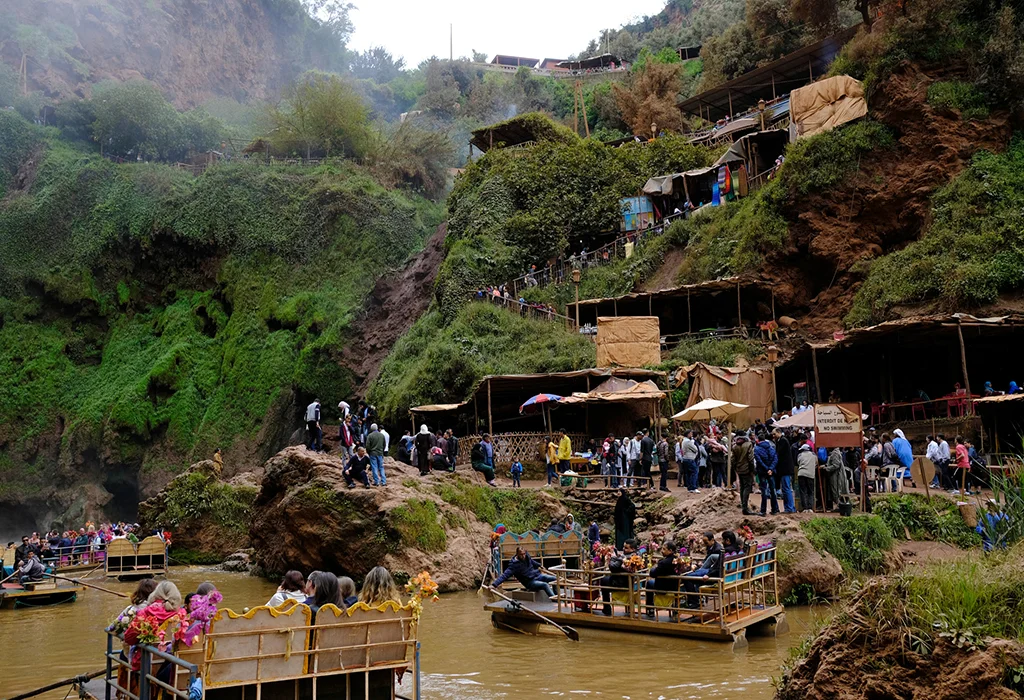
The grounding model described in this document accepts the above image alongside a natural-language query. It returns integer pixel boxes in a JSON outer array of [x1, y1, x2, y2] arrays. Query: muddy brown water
[[0, 569, 825, 700]]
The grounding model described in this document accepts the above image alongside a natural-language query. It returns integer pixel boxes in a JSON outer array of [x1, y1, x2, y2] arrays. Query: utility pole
[[450, 24, 453, 62]]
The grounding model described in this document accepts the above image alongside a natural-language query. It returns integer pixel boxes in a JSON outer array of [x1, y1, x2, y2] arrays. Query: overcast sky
[[348, 0, 668, 67]]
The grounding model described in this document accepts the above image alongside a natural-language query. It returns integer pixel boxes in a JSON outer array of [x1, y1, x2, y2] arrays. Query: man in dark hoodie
[[732, 432, 756, 515], [599, 539, 636, 615], [773, 429, 796, 513], [755, 433, 780, 516], [644, 541, 680, 617], [492, 546, 557, 599]]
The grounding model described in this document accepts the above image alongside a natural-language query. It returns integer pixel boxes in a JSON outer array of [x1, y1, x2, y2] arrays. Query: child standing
[[510, 460, 524, 488]]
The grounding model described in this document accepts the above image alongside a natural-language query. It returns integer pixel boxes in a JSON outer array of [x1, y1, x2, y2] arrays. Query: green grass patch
[[872, 493, 981, 549], [168, 548, 225, 566], [436, 477, 548, 532], [927, 81, 990, 120], [849, 137, 1024, 324], [389, 499, 448, 553], [802, 515, 894, 574]]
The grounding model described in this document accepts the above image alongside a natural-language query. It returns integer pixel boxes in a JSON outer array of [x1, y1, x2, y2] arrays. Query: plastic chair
[[886, 466, 904, 493]]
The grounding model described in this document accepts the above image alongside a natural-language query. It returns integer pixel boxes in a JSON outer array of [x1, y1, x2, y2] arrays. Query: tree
[[613, 61, 684, 136], [351, 46, 406, 83], [369, 121, 456, 199], [418, 60, 462, 117], [301, 0, 355, 41], [472, 50, 489, 63], [268, 71, 371, 159], [91, 80, 180, 158]]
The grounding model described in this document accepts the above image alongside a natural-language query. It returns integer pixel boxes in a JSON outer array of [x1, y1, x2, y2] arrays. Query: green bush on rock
[[802, 515, 894, 574]]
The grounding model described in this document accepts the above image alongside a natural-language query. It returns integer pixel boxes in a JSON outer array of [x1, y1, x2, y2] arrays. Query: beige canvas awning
[[559, 379, 666, 405], [790, 75, 868, 140]]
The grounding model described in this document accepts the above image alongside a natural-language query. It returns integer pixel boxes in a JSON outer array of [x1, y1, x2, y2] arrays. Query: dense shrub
[[436, 477, 548, 532], [802, 515, 894, 574], [0, 130, 443, 491]]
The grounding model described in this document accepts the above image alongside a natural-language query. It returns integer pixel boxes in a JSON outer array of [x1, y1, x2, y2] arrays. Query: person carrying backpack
[[471, 435, 497, 486]]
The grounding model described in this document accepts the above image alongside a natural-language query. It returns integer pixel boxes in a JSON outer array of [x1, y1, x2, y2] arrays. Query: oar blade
[[564, 626, 580, 641]]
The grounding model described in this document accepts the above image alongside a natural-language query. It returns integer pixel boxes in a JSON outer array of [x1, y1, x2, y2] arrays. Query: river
[[0, 569, 825, 700]]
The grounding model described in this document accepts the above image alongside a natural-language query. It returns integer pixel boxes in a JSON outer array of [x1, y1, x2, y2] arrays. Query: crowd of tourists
[[4, 523, 170, 582]]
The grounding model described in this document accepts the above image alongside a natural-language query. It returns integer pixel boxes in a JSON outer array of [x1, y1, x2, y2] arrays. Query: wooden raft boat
[[0, 580, 84, 609], [485, 541, 787, 648], [105, 536, 168, 579], [80, 599, 420, 700]]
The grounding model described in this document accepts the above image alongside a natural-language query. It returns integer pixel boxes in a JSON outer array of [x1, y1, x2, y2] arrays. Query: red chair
[[911, 402, 925, 421], [870, 402, 883, 425]]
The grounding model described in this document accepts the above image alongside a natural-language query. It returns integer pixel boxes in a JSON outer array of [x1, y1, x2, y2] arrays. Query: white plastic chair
[[886, 466, 904, 493]]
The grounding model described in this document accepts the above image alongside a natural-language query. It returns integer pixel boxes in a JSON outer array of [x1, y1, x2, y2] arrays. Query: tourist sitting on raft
[[359, 566, 401, 606], [491, 546, 558, 599], [645, 541, 680, 619], [599, 538, 636, 615], [17, 550, 45, 584], [682, 531, 724, 609], [266, 570, 308, 607]]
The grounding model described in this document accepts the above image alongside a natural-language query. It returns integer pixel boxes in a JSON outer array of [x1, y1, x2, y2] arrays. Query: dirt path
[[342, 222, 447, 392]]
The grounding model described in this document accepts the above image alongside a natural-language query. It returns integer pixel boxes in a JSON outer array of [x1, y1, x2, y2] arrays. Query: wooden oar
[[44, 572, 129, 598], [487, 586, 580, 641], [8, 668, 105, 700]]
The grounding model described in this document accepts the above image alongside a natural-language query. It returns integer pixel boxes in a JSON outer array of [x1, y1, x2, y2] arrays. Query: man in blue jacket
[[492, 546, 557, 599], [754, 433, 780, 516]]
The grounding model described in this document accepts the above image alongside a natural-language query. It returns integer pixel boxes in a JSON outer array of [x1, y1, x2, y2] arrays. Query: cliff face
[[0, 0, 341, 107], [0, 113, 445, 535]]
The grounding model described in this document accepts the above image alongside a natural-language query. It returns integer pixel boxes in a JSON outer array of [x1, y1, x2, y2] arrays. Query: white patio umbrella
[[672, 399, 749, 422], [672, 399, 749, 490]]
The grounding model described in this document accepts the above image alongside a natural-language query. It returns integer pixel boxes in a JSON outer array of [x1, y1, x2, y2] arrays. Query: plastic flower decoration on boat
[[405, 571, 440, 621], [591, 542, 614, 565], [741, 525, 755, 543], [182, 590, 223, 646], [107, 607, 137, 636], [623, 554, 646, 573]]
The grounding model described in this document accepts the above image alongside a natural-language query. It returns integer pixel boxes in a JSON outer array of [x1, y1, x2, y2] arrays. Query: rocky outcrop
[[138, 459, 258, 562], [249, 447, 562, 591]]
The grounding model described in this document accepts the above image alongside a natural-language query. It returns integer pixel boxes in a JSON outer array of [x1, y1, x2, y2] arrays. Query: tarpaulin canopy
[[774, 406, 867, 429], [560, 379, 666, 405], [679, 362, 775, 427], [410, 403, 466, 413], [643, 173, 685, 196], [596, 316, 661, 368], [790, 75, 868, 140], [714, 130, 790, 175]]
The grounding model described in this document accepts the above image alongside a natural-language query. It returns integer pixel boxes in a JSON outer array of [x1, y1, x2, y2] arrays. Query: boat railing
[[548, 542, 779, 628], [103, 630, 198, 700]]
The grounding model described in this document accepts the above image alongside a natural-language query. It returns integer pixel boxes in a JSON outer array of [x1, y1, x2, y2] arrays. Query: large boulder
[[248, 447, 561, 591]]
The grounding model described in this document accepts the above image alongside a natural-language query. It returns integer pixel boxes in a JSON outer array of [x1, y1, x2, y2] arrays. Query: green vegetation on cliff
[[370, 303, 594, 423], [872, 493, 981, 549], [0, 112, 442, 495], [849, 138, 1024, 324], [436, 477, 548, 532]]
